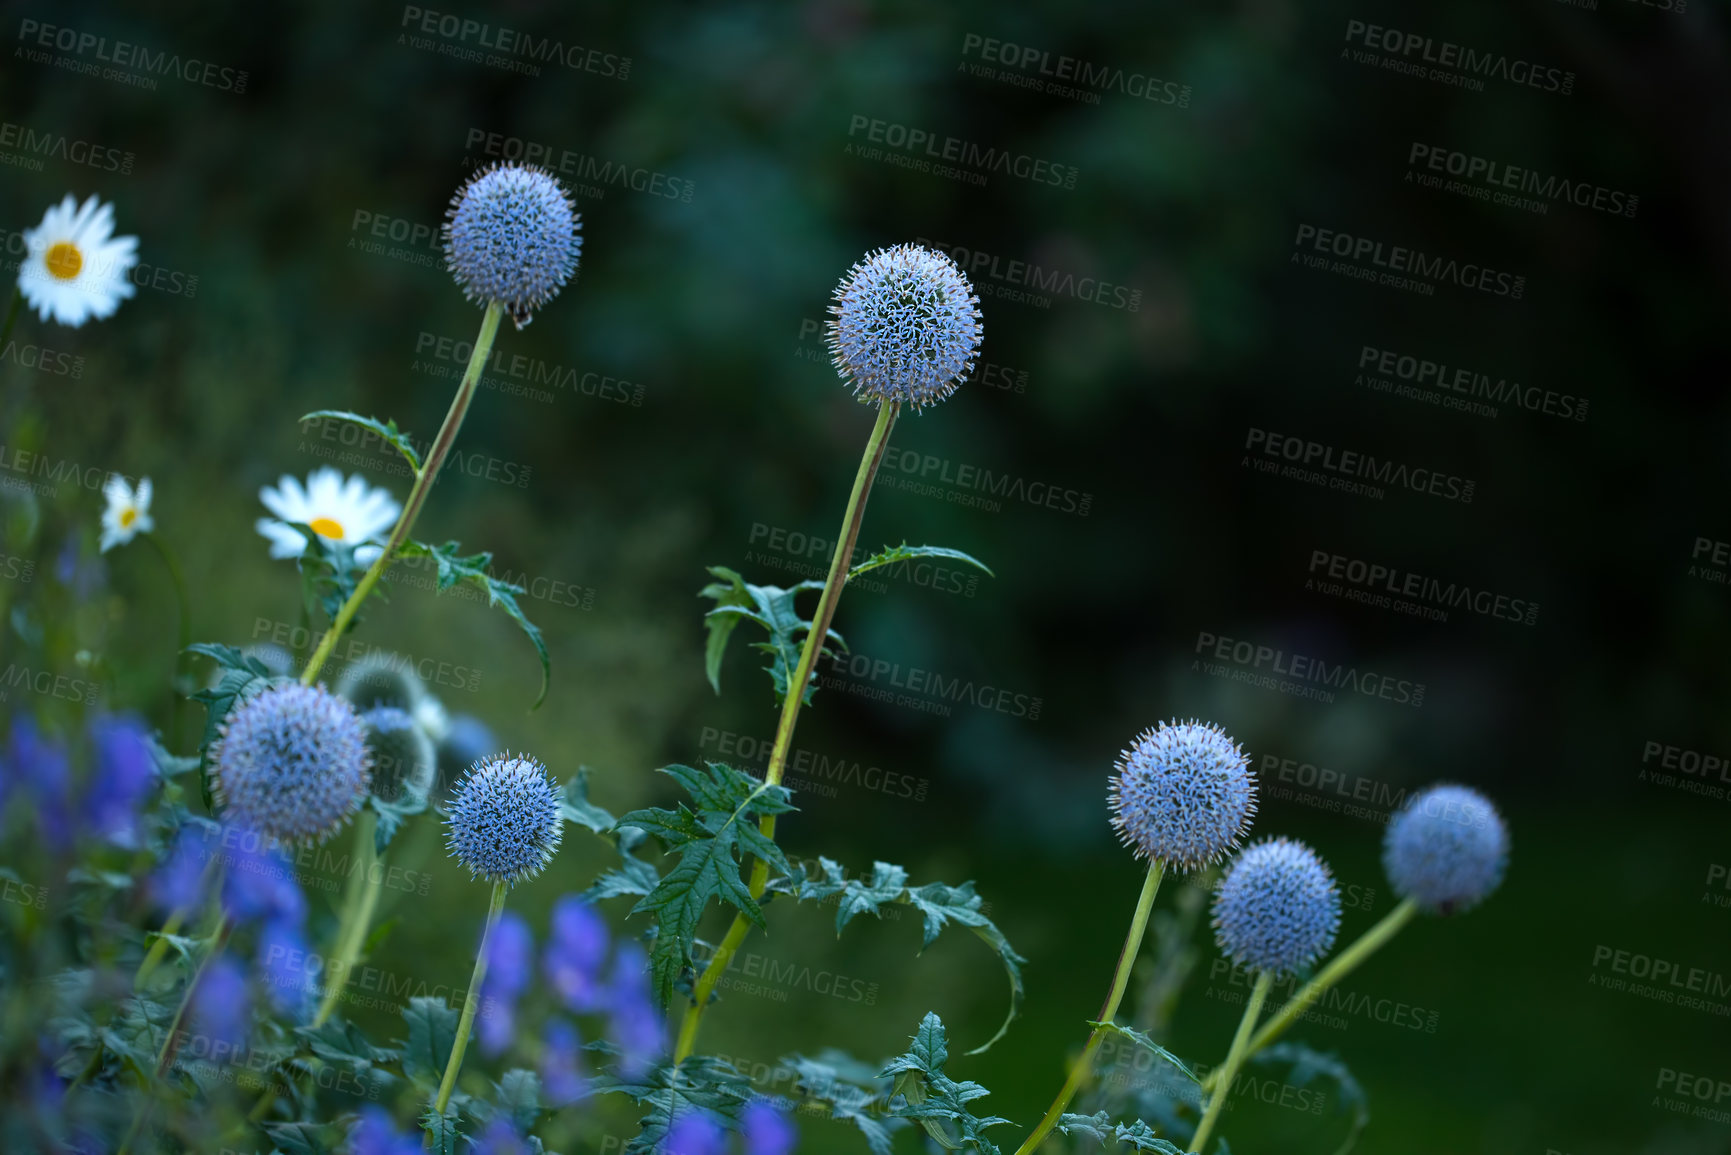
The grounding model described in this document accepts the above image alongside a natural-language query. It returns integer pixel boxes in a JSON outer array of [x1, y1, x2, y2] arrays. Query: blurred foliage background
[[2, 0, 1728, 1152]]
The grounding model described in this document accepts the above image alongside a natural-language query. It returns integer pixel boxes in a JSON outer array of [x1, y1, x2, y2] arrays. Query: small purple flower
[[219, 828, 304, 925], [479, 912, 534, 1057], [151, 825, 211, 912], [743, 1101, 797, 1155], [258, 915, 313, 1018], [607, 942, 663, 1076], [350, 1107, 421, 1155], [540, 1020, 588, 1106], [3, 715, 72, 850], [663, 1110, 727, 1155], [190, 954, 250, 1051], [83, 714, 155, 846], [471, 1117, 533, 1155], [543, 895, 611, 1012]]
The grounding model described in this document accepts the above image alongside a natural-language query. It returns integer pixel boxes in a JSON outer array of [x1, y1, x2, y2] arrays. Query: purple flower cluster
[[0, 713, 155, 850], [661, 1102, 797, 1155]]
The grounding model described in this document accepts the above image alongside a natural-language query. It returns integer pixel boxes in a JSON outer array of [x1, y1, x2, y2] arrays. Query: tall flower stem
[[672, 400, 900, 1063], [431, 879, 507, 1122], [1190, 970, 1272, 1155], [120, 915, 235, 1154], [300, 300, 505, 688], [312, 811, 382, 1026], [1015, 861, 1166, 1155], [1201, 895, 1419, 1094], [141, 530, 192, 749], [135, 854, 221, 988]]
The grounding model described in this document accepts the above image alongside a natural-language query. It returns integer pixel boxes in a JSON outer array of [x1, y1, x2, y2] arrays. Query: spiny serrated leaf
[[262, 1120, 335, 1155], [494, 1068, 543, 1131], [560, 767, 616, 834], [1059, 1111, 1115, 1143], [584, 841, 662, 903], [188, 643, 273, 807], [698, 565, 845, 706], [783, 1053, 899, 1155], [876, 1013, 1009, 1155], [400, 539, 550, 709], [795, 861, 1025, 1054], [371, 786, 429, 853], [398, 996, 460, 1083], [420, 1104, 462, 1155], [1058, 1112, 1190, 1154], [1250, 1043, 1367, 1155], [593, 1054, 751, 1155], [1086, 1021, 1200, 1085], [301, 409, 423, 471], [618, 763, 796, 1007], [848, 542, 994, 582]]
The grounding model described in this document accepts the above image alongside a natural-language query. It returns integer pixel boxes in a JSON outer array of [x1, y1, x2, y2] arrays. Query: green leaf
[[188, 643, 274, 807], [1086, 1021, 1200, 1085], [262, 1120, 334, 1155], [848, 542, 994, 582], [877, 1013, 1009, 1155], [593, 1054, 751, 1155], [398, 996, 460, 1084], [698, 565, 845, 705], [781, 1052, 901, 1155], [494, 1068, 543, 1131], [795, 859, 1025, 1054], [420, 1104, 462, 1154], [1250, 1043, 1368, 1155], [399, 539, 551, 709], [1058, 1112, 1189, 1154], [618, 763, 796, 1007], [560, 766, 617, 834], [301, 409, 423, 472]]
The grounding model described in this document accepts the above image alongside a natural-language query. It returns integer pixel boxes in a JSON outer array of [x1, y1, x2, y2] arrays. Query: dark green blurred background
[[2, 0, 1728, 1152]]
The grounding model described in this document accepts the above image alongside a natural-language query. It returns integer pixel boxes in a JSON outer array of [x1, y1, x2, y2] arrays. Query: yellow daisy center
[[309, 517, 345, 540], [120, 508, 137, 528], [46, 242, 83, 281]]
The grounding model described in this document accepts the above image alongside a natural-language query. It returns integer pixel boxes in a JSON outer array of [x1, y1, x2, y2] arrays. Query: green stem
[[312, 811, 382, 1027], [672, 400, 899, 1063], [141, 530, 192, 750], [1191, 970, 1272, 1155], [1199, 896, 1419, 1095], [1015, 861, 1166, 1155], [431, 879, 507, 1122], [135, 854, 221, 988], [121, 914, 235, 1153], [300, 301, 505, 687]]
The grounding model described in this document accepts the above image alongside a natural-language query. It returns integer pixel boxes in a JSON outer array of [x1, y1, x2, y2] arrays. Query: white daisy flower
[[99, 475, 153, 553], [256, 468, 401, 566], [18, 194, 139, 327]]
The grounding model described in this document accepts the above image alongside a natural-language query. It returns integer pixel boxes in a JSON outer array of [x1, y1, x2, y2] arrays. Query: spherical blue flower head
[[212, 684, 370, 846], [361, 705, 435, 803], [1212, 837, 1341, 976], [446, 754, 564, 885], [1107, 719, 1257, 870], [1383, 783, 1508, 914], [826, 243, 982, 410], [444, 162, 582, 329]]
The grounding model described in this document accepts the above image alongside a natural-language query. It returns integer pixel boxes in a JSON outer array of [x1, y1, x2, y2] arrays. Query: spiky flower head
[[826, 243, 982, 410], [212, 684, 370, 846], [336, 654, 427, 715], [1383, 783, 1508, 914], [1107, 719, 1257, 870], [360, 706, 436, 804], [1212, 837, 1341, 976], [446, 754, 563, 885], [444, 162, 582, 329]]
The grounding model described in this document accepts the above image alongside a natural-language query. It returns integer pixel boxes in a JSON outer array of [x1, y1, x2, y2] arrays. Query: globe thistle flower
[[445, 754, 563, 885], [1212, 837, 1341, 976], [1107, 719, 1257, 871], [335, 653, 428, 716], [256, 468, 400, 565], [17, 194, 138, 327], [826, 243, 982, 410], [99, 475, 152, 553], [211, 685, 371, 846], [444, 162, 582, 329], [360, 706, 436, 803], [1383, 783, 1509, 915]]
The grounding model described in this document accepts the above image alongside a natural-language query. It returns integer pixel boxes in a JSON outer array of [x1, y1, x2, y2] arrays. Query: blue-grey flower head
[[1212, 837, 1341, 976], [335, 654, 426, 715], [444, 162, 582, 329], [1108, 719, 1257, 870], [825, 243, 982, 410], [361, 706, 436, 804], [1383, 783, 1508, 915], [446, 753, 563, 885], [212, 684, 370, 846]]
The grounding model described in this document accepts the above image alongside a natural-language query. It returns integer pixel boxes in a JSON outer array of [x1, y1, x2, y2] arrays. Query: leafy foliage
[[615, 763, 796, 1005], [1086, 1021, 1200, 1085], [878, 1013, 1010, 1154], [594, 1053, 752, 1155], [1059, 1111, 1192, 1153], [1250, 1043, 1369, 1155], [779, 1051, 903, 1155], [791, 858, 1025, 1053], [187, 643, 274, 807], [300, 410, 423, 472], [698, 565, 846, 705], [848, 542, 993, 581], [397, 996, 460, 1084], [399, 539, 550, 708]]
